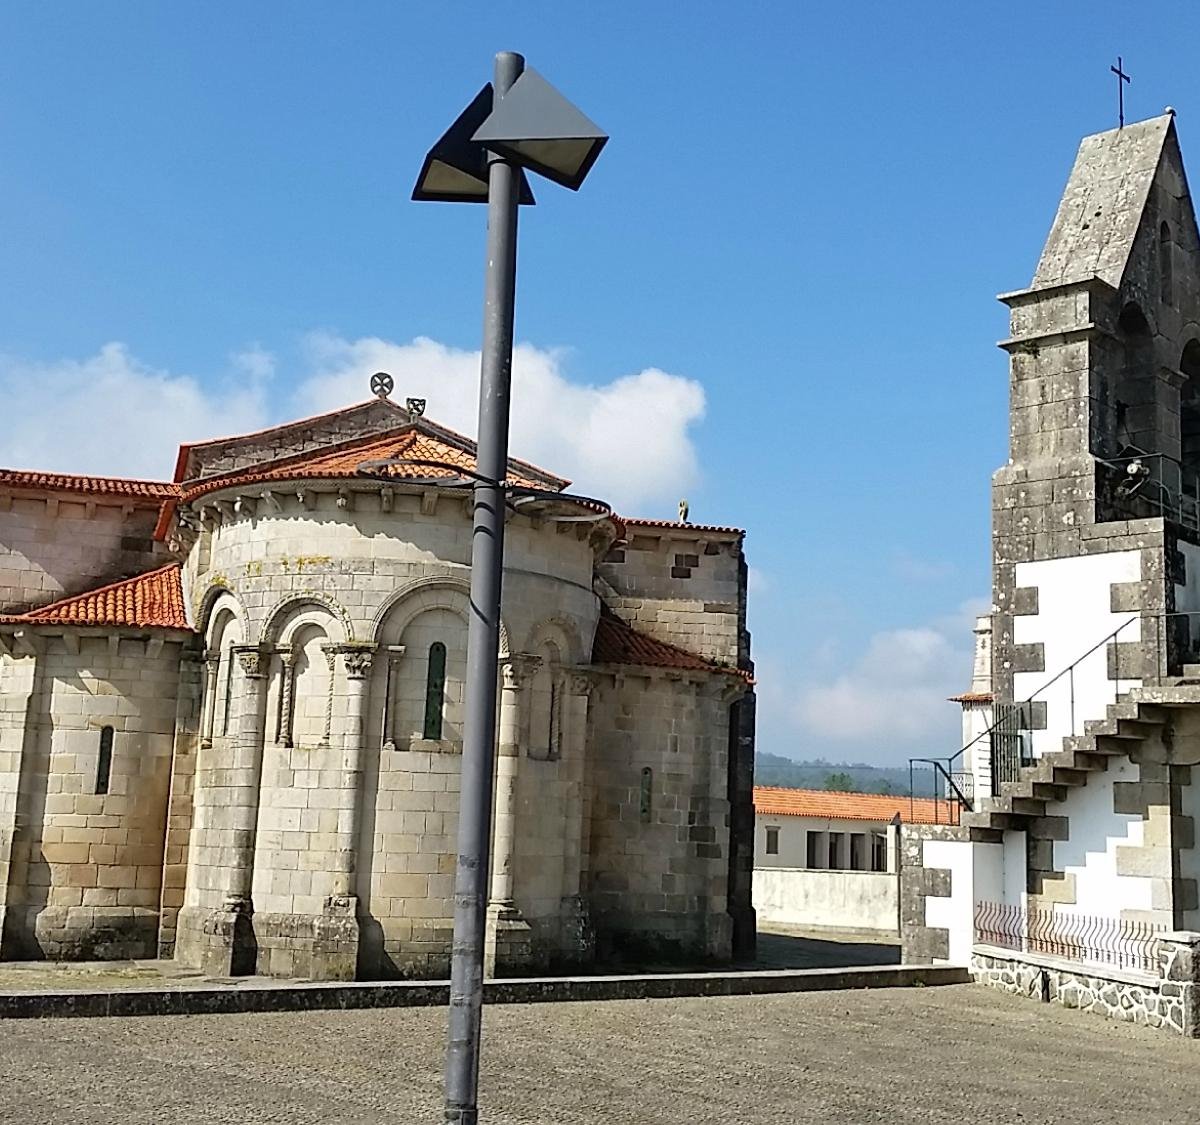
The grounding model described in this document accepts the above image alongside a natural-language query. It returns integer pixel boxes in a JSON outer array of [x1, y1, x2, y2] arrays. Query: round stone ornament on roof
[[370, 371, 394, 399]]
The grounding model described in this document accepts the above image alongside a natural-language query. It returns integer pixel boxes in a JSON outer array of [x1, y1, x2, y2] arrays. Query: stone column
[[558, 671, 595, 964], [276, 649, 296, 748], [184, 643, 267, 976], [199, 652, 220, 749], [330, 645, 375, 900], [485, 654, 540, 976]]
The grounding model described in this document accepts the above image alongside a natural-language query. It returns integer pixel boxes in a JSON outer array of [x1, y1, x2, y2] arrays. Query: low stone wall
[[972, 931, 1200, 1036]]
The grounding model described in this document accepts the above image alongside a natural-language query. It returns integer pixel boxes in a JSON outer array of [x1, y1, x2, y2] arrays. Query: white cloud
[[0, 334, 706, 511], [295, 334, 706, 512], [759, 596, 992, 762], [795, 626, 965, 743], [0, 342, 271, 478]]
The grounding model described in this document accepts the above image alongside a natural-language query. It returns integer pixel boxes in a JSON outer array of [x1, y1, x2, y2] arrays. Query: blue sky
[[1, 1, 1197, 766]]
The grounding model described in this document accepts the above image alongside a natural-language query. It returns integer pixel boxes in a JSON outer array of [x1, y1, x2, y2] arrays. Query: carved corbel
[[336, 488, 351, 511], [260, 489, 283, 515], [379, 486, 394, 513], [421, 490, 438, 516]]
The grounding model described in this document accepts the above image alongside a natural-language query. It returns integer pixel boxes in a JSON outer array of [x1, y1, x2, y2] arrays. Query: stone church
[[0, 395, 756, 979], [901, 112, 1200, 1030]]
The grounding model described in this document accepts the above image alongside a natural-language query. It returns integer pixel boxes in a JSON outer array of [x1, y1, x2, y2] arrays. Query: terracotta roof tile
[[183, 426, 552, 501], [621, 517, 744, 536], [949, 691, 993, 704], [753, 786, 944, 825], [591, 608, 749, 681], [0, 468, 178, 501], [0, 564, 190, 630]]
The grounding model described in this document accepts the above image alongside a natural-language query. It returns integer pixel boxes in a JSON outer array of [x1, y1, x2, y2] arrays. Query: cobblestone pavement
[[4, 983, 1196, 1124]]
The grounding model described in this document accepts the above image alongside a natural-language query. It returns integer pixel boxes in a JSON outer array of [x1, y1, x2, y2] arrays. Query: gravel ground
[[2, 983, 1194, 1124]]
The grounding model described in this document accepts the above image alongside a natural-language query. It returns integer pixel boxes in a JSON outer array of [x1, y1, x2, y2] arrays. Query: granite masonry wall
[[972, 930, 1200, 1035]]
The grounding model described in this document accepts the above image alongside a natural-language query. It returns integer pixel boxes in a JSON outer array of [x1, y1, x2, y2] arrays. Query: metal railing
[[1098, 450, 1200, 533], [909, 609, 1200, 816], [974, 900, 1163, 974]]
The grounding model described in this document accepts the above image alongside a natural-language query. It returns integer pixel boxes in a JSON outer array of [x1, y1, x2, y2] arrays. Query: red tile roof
[[622, 517, 744, 536], [754, 786, 944, 825], [591, 608, 749, 681], [182, 426, 557, 501], [0, 468, 178, 502], [0, 564, 191, 631]]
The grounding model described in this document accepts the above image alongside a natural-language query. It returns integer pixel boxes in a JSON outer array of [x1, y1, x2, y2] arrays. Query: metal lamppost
[[412, 52, 607, 1125]]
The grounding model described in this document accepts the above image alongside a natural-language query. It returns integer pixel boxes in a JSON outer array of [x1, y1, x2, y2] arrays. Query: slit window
[[1161, 221, 1174, 306], [96, 726, 114, 796], [424, 642, 447, 740], [639, 767, 653, 822], [765, 826, 779, 855]]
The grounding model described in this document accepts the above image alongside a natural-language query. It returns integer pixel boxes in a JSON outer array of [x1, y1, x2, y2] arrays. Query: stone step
[[1083, 717, 1158, 740], [1106, 700, 1168, 725], [967, 826, 1003, 844], [961, 810, 1022, 832]]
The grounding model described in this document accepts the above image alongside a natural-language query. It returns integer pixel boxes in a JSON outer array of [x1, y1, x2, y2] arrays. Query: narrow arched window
[[1161, 222, 1174, 306], [96, 726, 114, 796], [424, 642, 447, 740]]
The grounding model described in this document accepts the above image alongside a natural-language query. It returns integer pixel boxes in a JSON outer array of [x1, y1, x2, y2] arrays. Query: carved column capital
[[501, 654, 541, 691], [231, 645, 266, 679], [566, 670, 597, 699], [343, 650, 375, 680], [323, 642, 379, 680]]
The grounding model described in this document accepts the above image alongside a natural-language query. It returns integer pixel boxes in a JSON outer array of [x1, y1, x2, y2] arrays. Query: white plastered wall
[[924, 838, 1005, 965], [1014, 550, 1141, 758], [1052, 761, 1152, 917]]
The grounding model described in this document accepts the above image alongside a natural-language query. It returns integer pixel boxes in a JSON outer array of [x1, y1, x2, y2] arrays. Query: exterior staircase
[[961, 695, 1173, 838]]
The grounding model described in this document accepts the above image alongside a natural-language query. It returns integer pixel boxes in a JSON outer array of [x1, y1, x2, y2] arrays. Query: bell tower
[[991, 112, 1200, 717]]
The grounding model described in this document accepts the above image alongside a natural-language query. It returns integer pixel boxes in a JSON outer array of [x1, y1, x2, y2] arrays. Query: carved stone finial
[[371, 371, 394, 399], [406, 397, 427, 417], [678, 498, 690, 523]]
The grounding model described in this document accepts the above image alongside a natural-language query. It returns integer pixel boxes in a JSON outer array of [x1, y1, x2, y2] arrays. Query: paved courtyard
[[2, 983, 1198, 1124]]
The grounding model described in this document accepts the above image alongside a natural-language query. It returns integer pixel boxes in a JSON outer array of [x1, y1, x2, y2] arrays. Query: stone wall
[[586, 669, 735, 963], [0, 634, 185, 959], [597, 525, 745, 667], [0, 491, 165, 613], [972, 930, 1200, 1036]]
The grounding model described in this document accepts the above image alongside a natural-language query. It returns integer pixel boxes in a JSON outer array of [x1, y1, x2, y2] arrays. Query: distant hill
[[754, 752, 940, 798]]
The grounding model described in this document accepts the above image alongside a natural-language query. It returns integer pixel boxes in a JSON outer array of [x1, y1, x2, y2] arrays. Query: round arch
[[261, 592, 352, 647], [198, 585, 246, 651], [523, 615, 584, 666], [371, 575, 510, 656]]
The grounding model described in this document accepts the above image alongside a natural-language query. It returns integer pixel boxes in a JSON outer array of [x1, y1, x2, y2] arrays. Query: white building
[[753, 787, 941, 936]]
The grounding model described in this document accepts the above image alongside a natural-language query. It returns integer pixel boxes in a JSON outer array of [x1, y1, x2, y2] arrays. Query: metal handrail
[[910, 609, 1200, 814]]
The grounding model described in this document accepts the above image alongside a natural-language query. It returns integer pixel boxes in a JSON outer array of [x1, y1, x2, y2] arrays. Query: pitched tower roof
[[1032, 113, 1182, 290]]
